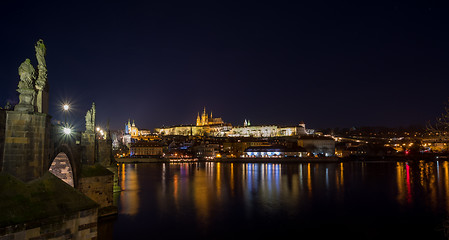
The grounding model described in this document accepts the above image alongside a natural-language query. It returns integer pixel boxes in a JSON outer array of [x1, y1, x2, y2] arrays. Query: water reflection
[[119, 164, 139, 215], [153, 162, 347, 222], [113, 161, 449, 239], [396, 161, 449, 213]]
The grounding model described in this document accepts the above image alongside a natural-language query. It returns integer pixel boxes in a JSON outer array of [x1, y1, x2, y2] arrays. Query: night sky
[[1, 1, 448, 131]]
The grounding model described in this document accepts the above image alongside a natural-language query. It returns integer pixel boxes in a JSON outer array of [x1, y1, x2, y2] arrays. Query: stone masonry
[[2, 111, 51, 182]]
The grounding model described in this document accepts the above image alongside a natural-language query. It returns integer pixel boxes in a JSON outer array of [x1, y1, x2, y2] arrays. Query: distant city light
[[63, 104, 69, 111]]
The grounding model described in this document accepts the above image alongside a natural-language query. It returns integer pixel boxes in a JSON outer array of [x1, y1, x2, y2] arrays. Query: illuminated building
[[155, 109, 310, 138], [243, 145, 308, 158], [129, 141, 164, 157], [193, 142, 220, 159], [229, 121, 307, 137], [196, 107, 224, 126], [155, 108, 231, 136], [125, 119, 139, 137], [223, 139, 269, 157], [123, 119, 160, 147]]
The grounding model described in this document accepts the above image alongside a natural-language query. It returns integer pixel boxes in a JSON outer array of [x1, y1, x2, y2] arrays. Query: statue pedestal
[[2, 111, 51, 182], [14, 103, 35, 112], [81, 132, 96, 165], [15, 88, 36, 112]]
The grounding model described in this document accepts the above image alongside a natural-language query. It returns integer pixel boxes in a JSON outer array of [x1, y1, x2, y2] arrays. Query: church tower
[[196, 113, 201, 126], [125, 119, 131, 134], [201, 107, 208, 126]]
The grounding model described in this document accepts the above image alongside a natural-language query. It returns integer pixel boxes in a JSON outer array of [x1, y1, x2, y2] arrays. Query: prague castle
[[154, 107, 232, 136], [153, 108, 310, 137]]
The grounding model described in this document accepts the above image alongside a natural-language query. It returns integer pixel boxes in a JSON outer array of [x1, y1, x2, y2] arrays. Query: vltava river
[[104, 161, 449, 239]]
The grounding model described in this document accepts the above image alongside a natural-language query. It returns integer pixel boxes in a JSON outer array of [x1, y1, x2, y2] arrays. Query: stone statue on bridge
[[18, 59, 35, 88], [15, 58, 36, 112], [85, 102, 96, 132], [35, 39, 49, 114], [35, 39, 46, 68]]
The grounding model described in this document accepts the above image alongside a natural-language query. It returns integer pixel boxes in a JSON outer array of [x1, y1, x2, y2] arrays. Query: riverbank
[[115, 156, 341, 163], [115, 157, 167, 163]]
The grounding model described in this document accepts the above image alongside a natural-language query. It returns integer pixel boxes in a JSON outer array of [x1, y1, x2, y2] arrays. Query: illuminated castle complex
[[154, 108, 311, 137]]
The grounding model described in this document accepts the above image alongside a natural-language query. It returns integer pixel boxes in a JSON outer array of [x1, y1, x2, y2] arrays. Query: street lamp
[[62, 103, 70, 126], [63, 127, 72, 135]]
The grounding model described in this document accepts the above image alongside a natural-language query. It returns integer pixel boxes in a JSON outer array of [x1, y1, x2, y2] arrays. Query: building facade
[[243, 145, 308, 158], [129, 141, 164, 157], [229, 123, 307, 137], [298, 136, 335, 157]]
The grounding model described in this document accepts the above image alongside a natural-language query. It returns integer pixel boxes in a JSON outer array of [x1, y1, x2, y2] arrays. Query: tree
[[427, 99, 449, 141]]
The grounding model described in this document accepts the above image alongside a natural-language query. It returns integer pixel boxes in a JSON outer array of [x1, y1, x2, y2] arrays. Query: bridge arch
[[48, 144, 80, 188]]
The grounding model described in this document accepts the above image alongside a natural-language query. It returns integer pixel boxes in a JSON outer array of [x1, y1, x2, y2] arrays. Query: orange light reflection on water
[[396, 161, 449, 214], [120, 164, 140, 216]]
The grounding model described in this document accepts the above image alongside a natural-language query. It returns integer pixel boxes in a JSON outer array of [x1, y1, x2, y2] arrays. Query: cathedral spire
[[196, 112, 201, 126]]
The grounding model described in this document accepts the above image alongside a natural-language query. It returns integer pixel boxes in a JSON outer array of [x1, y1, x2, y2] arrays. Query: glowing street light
[[62, 103, 70, 126], [63, 127, 72, 135]]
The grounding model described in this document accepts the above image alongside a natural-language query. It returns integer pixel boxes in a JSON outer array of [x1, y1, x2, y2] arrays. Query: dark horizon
[[1, 1, 448, 131]]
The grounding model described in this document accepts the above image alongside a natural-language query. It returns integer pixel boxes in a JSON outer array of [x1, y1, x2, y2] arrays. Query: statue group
[[15, 39, 48, 113], [14, 40, 95, 132]]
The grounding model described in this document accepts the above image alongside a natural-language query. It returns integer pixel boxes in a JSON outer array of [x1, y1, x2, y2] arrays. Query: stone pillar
[[81, 132, 96, 165], [97, 138, 113, 167], [36, 84, 49, 114], [2, 111, 51, 182], [0, 110, 6, 172]]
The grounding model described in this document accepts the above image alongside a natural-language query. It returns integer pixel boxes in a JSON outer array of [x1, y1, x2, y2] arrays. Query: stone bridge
[[0, 108, 114, 190], [0, 39, 116, 239]]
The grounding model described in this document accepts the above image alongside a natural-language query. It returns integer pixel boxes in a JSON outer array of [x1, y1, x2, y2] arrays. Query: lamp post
[[61, 103, 72, 142], [63, 104, 69, 126], [96, 127, 101, 164]]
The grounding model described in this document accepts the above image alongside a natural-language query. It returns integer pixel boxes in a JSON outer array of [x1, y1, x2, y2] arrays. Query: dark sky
[[1, 1, 448, 131]]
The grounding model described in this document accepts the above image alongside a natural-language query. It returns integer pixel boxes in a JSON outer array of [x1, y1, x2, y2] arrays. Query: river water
[[102, 161, 449, 239]]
